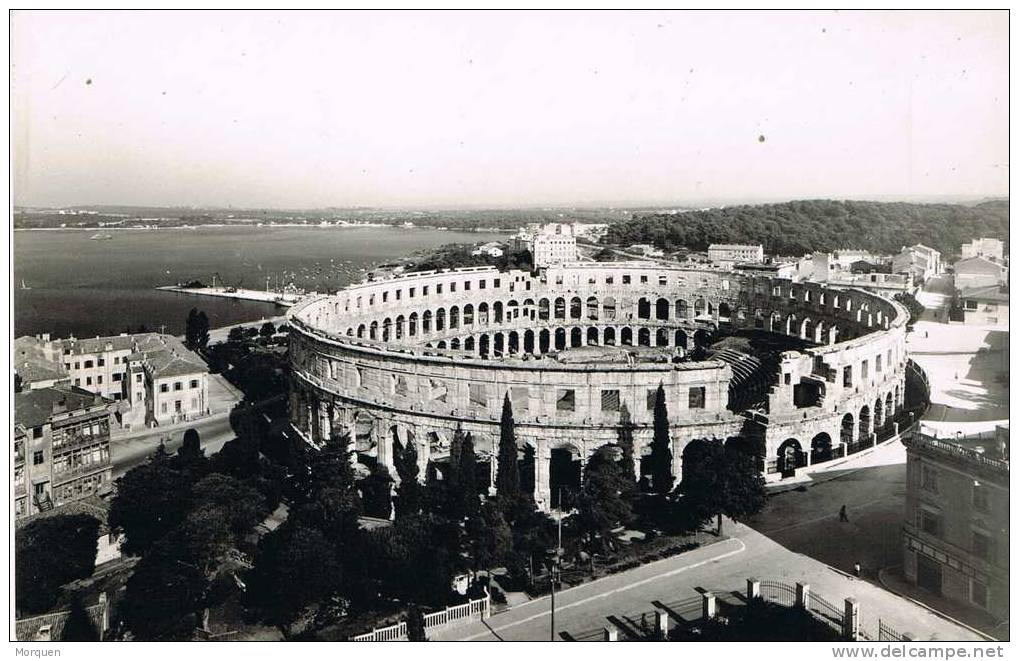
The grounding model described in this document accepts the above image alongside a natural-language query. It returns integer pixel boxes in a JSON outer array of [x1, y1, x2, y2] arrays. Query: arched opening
[[718, 302, 731, 320], [464, 336, 475, 352], [450, 338, 461, 350], [858, 406, 871, 444], [494, 333, 505, 356], [693, 328, 712, 349], [422, 311, 432, 333], [519, 444, 536, 497], [523, 299, 535, 321], [570, 297, 582, 320], [538, 298, 550, 321], [508, 331, 520, 354], [656, 328, 669, 347], [437, 340, 447, 349], [587, 326, 599, 345], [603, 297, 616, 320], [777, 438, 804, 476], [885, 392, 894, 426], [638, 327, 651, 346], [395, 315, 405, 339], [539, 329, 551, 353], [436, 308, 446, 332], [555, 327, 567, 351], [478, 302, 489, 325], [554, 297, 566, 320], [549, 445, 582, 509], [604, 327, 616, 345], [570, 327, 583, 348], [408, 312, 418, 337], [494, 301, 504, 324], [638, 298, 651, 320], [621, 327, 633, 346], [524, 329, 535, 354], [655, 298, 670, 320], [463, 304, 474, 326], [694, 298, 706, 317], [369, 320, 379, 340], [674, 329, 688, 348], [810, 432, 833, 465], [449, 306, 460, 329], [841, 413, 854, 449], [507, 300, 519, 322], [479, 334, 490, 357], [676, 299, 689, 319], [586, 296, 599, 320], [873, 396, 884, 430], [357, 323, 366, 338]]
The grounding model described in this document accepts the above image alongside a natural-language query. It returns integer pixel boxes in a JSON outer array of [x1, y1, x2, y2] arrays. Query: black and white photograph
[[7, 8, 1010, 651]]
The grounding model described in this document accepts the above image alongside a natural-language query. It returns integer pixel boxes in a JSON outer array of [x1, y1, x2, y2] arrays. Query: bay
[[13, 226, 507, 339]]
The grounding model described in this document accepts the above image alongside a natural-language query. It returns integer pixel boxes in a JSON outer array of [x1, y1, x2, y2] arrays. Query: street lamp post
[[548, 488, 567, 641]]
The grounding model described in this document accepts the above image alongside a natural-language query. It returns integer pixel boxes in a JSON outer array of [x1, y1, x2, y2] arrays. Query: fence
[[879, 619, 908, 642], [350, 591, 490, 642], [15, 594, 109, 641]]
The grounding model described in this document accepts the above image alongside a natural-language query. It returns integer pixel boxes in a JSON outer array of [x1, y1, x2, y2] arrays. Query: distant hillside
[[604, 199, 1009, 257]]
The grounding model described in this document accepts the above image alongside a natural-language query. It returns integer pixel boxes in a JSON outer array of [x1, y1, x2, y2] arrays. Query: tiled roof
[[954, 256, 1007, 274], [57, 332, 207, 379], [14, 336, 66, 384], [14, 385, 109, 430]]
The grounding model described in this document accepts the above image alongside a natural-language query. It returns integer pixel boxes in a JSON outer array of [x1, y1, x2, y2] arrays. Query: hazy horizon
[[12, 10, 1008, 209]]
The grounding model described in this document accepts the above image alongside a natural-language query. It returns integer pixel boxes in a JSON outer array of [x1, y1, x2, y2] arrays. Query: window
[[450, 282, 457, 292], [972, 530, 992, 560], [190, 379, 199, 389], [161, 402, 168, 414], [97, 376, 103, 384], [174, 381, 183, 391], [113, 373, 122, 382], [114, 356, 120, 365], [410, 287, 416, 297], [971, 580, 988, 609], [395, 290, 401, 300], [600, 389, 620, 412], [510, 386, 529, 412], [919, 508, 941, 537], [464, 281, 471, 291], [843, 366, 853, 388], [74, 362, 80, 369], [973, 483, 990, 513], [32, 426, 43, 439], [74, 378, 81, 386], [647, 389, 657, 410], [494, 278, 501, 288], [160, 383, 169, 393], [606, 276, 614, 285], [876, 355, 883, 372], [33, 451, 44, 466], [861, 360, 869, 379], [623, 275, 631, 285], [136, 374, 142, 383], [86, 376, 92, 386], [479, 280, 486, 290], [556, 389, 576, 412], [423, 285, 429, 296], [640, 275, 648, 284], [920, 465, 938, 493], [84, 360, 93, 368], [965, 300, 978, 310], [65, 363, 71, 371], [468, 383, 487, 409], [97, 358, 105, 367], [688, 386, 706, 409], [659, 275, 667, 286]]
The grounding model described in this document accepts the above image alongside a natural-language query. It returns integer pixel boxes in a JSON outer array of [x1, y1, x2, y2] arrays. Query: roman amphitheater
[[287, 262, 920, 509]]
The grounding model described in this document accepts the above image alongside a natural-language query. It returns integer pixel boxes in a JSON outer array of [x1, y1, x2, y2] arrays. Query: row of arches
[[421, 325, 715, 356]]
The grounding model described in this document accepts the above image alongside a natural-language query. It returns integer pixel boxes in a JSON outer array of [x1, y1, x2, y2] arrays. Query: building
[[627, 244, 665, 258], [471, 242, 504, 258], [287, 262, 911, 510], [960, 238, 1005, 262], [733, 260, 798, 280], [957, 285, 1009, 327], [953, 256, 1008, 290], [707, 244, 765, 265], [571, 222, 609, 243], [530, 223, 579, 267], [14, 332, 210, 429], [14, 384, 113, 519], [902, 427, 1009, 621], [891, 244, 942, 283]]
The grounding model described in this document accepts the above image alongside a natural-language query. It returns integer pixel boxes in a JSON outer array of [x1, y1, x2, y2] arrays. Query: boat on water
[[89, 233, 113, 240]]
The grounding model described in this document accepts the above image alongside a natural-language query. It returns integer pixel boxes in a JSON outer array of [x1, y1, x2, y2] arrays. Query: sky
[[11, 10, 1009, 209]]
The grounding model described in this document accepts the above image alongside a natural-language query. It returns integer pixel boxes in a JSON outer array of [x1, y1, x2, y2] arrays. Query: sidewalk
[[766, 435, 906, 494], [878, 566, 1001, 641]]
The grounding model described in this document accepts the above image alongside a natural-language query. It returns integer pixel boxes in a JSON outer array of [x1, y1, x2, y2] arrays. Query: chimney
[[52, 398, 67, 414]]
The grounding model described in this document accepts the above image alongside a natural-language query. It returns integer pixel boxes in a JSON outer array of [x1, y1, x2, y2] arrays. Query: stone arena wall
[[287, 262, 909, 508]]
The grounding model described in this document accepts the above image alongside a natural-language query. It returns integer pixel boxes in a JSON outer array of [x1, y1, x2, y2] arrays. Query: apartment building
[[530, 223, 579, 267], [707, 243, 765, 265]]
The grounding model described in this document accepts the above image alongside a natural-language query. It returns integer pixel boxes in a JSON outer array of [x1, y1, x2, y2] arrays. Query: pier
[[156, 285, 309, 307]]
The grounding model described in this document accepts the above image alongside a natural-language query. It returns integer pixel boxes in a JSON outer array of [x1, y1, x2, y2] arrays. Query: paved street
[[435, 521, 981, 641]]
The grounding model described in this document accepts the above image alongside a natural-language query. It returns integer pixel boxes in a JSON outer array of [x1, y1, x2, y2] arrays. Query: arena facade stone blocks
[[287, 262, 910, 510]]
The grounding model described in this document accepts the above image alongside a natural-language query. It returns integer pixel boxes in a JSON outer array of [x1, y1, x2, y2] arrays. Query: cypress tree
[[393, 432, 423, 518], [649, 384, 675, 493], [458, 431, 480, 518], [617, 403, 637, 491], [496, 394, 520, 500]]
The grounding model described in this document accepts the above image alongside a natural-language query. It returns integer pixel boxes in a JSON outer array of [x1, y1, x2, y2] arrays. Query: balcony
[[903, 431, 1008, 481], [52, 461, 112, 485]]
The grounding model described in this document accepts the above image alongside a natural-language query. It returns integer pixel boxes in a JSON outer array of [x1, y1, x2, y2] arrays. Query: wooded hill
[[604, 199, 1008, 257]]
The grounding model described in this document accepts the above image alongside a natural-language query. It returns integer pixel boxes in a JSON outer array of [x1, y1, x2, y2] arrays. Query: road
[[435, 521, 980, 641], [110, 412, 237, 477]]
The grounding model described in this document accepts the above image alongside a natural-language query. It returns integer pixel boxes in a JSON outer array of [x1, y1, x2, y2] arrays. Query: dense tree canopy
[[678, 437, 767, 535], [185, 308, 210, 351], [15, 514, 100, 615], [605, 199, 1008, 257]]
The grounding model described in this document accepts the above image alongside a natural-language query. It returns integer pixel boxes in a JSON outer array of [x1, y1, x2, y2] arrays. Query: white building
[[960, 238, 1005, 261], [471, 242, 504, 258], [15, 332, 210, 429], [530, 223, 579, 267], [954, 256, 1008, 290], [892, 244, 942, 283], [627, 244, 665, 258], [707, 244, 765, 265]]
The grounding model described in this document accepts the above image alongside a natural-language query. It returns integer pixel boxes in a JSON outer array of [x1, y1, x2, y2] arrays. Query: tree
[[15, 514, 100, 615], [496, 394, 520, 500], [184, 308, 210, 351], [109, 450, 193, 555], [575, 447, 633, 554], [648, 384, 674, 494], [121, 542, 206, 640], [407, 604, 428, 642], [360, 463, 394, 519], [259, 321, 276, 340], [393, 433, 424, 519], [248, 520, 343, 635], [678, 437, 766, 535], [617, 403, 638, 492], [190, 473, 265, 538], [61, 596, 100, 641], [466, 501, 512, 577], [227, 326, 247, 344], [14, 372, 22, 393]]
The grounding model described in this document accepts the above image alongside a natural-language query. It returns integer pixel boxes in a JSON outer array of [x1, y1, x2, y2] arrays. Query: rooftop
[[14, 384, 110, 430], [958, 284, 1009, 303]]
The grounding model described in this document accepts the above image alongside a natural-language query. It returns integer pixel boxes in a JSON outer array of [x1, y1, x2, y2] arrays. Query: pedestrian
[[839, 504, 848, 522], [854, 563, 862, 577], [925, 331, 929, 339]]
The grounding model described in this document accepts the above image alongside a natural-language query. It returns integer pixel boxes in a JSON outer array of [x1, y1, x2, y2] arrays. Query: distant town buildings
[[960, 238, 1005, 262], [529, 223, 579, 267], [14, 384, 113, 519], [471, 242, 504, 258], [956, 285, 1009, 327], [891, 244, 942, 283], [626, 244, 665, 258], [953, 256, 1008, 290], [707, 243, 764, 265], [902, 427, 1009, 621], [15, 332, 210, 429]]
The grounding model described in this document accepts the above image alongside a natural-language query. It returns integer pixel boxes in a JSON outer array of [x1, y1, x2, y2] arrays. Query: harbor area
[[156, 285, 309, 307]]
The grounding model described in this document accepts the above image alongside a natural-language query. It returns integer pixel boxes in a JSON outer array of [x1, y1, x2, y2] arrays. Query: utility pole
[[549, 487, 564, 642]]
